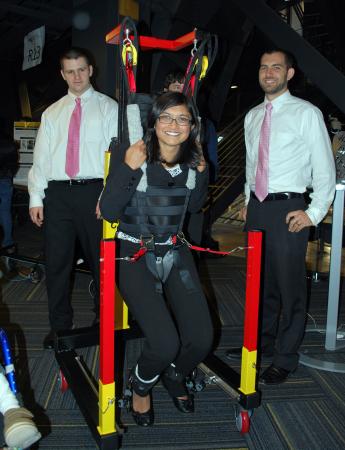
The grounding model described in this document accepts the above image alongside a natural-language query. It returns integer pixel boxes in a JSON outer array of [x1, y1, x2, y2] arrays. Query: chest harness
[[117, 163, 197, 293]]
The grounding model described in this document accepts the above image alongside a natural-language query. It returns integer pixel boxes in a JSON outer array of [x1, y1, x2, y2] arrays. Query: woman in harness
[[100, 91, 213, 427]]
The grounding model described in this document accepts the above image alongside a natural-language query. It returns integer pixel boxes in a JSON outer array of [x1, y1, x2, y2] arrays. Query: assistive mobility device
[[0, 329, 42, 449], [106, 19, 261, 433], [53, 16, 218, 449], [54, 15, 261, 447], [0, 328, 17, 395]]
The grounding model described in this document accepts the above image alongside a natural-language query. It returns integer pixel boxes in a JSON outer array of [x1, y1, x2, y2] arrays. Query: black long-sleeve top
[[100, 149, 209, 225]]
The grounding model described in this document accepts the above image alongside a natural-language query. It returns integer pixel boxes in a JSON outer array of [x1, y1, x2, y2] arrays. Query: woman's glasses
[[158, 113, 192, 126]]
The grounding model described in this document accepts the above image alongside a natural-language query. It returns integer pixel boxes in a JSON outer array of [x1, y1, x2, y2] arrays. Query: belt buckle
[[140, 234, 155, 251], [177, 232, 188, 245]]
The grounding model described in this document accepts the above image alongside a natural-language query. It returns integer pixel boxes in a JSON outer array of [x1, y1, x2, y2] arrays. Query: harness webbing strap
[[183, 32, 218, 101]]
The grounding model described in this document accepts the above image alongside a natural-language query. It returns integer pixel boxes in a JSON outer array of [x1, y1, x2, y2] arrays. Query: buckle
[[140, 234, 155, 251], [176, 232, 188, 245]]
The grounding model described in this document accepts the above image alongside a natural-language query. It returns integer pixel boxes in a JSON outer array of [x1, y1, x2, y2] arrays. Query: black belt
[[250, 191, 304, 201], [50, 178, 103, 186]]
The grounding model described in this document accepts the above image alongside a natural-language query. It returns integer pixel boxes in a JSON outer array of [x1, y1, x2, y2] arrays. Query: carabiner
[[121, 43, 138, 66], [191, 38, 198, 57]]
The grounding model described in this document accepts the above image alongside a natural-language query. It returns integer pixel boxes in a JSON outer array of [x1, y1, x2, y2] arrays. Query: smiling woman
[[143, 92, 203, 169], [100, 91, 213, 428], [154, 105, 193, 164]]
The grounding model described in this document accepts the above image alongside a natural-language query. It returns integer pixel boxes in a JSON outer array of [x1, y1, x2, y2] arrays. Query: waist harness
[[119, 164, 197, 293]]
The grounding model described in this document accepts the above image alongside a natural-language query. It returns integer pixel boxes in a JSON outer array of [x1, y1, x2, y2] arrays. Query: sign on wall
[[22, 25, 45, 71], [13, 121, 40, 186]]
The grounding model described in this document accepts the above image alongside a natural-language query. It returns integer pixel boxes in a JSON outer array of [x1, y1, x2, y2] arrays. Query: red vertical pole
[[243, 231, 263, 352], [99, 239, 115, 384]]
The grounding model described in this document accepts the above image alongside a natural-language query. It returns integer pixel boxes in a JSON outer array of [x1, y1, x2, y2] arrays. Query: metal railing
[[204, 109, 247, 220]]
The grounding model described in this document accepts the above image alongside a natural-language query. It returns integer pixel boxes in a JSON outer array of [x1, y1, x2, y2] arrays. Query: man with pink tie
[[28, 48, 118, 349], [226, 49, 335, 384]]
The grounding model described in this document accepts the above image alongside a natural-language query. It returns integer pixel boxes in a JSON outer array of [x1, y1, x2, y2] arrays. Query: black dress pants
[[116, 239, 214, 387], [43, 181, 102, 330], [246, 196, 309, 371]]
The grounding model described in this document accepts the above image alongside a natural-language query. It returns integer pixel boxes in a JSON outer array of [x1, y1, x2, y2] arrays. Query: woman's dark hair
[[144, 92, 201, 168]]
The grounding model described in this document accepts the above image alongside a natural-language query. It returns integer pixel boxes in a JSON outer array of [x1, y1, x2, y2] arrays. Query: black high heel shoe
[[172, 394, 194, 413], [161, 365, 195, 413], [131, 393, 154, 427], [128, 366, 156, 427]]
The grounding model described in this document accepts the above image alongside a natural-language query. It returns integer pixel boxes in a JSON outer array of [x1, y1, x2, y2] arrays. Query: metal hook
[[191, 38, 198, 56], [123, 28, 132, 46]]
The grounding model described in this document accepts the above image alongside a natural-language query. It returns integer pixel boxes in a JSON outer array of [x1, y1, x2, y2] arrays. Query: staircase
[[293, 1, 341, 70], [204, 110, 247, 222]]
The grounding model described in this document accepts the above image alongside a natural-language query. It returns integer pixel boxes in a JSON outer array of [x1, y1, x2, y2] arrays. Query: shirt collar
[[67, 85, 94, 103], [264, 89, 291, 111]]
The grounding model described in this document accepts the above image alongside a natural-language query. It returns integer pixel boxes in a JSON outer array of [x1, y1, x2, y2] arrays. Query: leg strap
[[161, 364, 188, 398], [145, 249, 174, 293], [129, 365, 159, 397]]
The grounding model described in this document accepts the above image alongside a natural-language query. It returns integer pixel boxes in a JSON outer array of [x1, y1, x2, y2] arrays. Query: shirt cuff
[[29, 193, 44, 209], [305, 207, 320, 226]]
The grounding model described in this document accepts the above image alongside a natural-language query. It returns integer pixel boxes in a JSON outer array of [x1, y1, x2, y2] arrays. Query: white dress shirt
[[28, 86, 118, 207], [244, 90, 336, 225]]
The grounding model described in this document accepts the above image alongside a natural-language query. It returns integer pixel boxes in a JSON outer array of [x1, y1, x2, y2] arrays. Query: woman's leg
[[163, 245, 214, 396], [118, 253, 181, 377], [117, 241, 183, 412], [165, 246, 214, 373]]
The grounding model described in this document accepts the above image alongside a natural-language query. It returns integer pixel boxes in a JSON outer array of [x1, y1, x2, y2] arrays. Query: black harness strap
[[183, 32, 218, 101]]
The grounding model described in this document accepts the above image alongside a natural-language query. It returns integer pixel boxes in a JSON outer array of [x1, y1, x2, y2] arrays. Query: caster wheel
[[118, 389, 132, 410], [29, 266, 43, 284], [193, 380, 206, 392], [235, 409, 252, 434], [186, 368, 206, 392], [117, 388, 132, 412], [190, 368, 198, 380], [58, 369, 69, 393], [88, 279, 96, 298], [186, 379, 194, 390], [2, 256, 16, 272]]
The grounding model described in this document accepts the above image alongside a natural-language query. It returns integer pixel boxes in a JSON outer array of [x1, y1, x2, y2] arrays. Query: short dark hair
[[262, 48, 295, 69], [60, 47, 92, 69], [163, 71, 185, 90], [145, 92, 201, 168]]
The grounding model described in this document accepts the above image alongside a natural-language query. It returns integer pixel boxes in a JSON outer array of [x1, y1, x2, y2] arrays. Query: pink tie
[[65, 97, 81, 178], [255, 102, 273, 202]]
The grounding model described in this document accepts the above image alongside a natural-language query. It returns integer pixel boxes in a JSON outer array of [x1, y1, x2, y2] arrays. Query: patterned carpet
[[1, 221, 345, 450]]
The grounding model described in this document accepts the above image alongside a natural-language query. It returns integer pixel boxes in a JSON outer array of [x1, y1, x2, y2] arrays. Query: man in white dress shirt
[[226, 49, 335, 384], [28, 48, 118, 349]]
